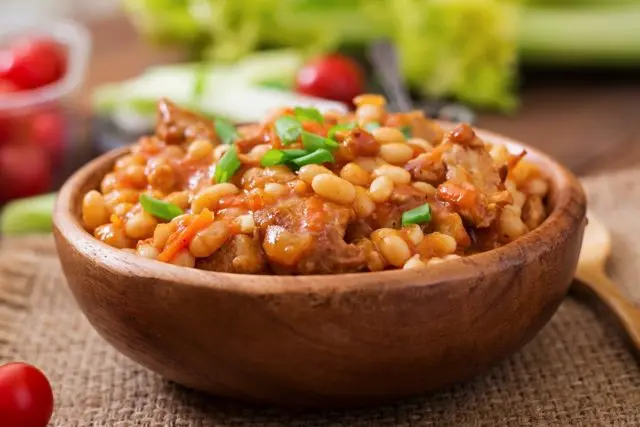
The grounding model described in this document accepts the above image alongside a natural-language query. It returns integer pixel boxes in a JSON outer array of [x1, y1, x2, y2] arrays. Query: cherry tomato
[[295, 54, 364, 105], [0, 143, 51, 202], [0, 79, 19, 146], [0, 37, 67, 90], [0, 362, 54, 427], [30, 109, 66, 156], [0, 79, 18, 94]]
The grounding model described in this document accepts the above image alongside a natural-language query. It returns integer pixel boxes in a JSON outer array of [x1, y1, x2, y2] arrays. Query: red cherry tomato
[[0, 37, 67, 90], [30, 110, 66, 156], [0, 143, 51, 202], [0, 79, 18, 94], [0, 362, 54, 427], [0, 79, 20, 146], [295, 54, 364, 105]]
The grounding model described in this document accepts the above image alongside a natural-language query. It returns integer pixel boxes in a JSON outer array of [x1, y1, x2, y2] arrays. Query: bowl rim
[[54, 126, 586, 295]]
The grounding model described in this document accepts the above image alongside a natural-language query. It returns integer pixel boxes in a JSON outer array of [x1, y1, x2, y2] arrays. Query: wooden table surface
[[79, 16, 640, 177]]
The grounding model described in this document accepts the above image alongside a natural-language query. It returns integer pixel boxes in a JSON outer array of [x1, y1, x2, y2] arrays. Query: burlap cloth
[[1, 168, 640, 427]]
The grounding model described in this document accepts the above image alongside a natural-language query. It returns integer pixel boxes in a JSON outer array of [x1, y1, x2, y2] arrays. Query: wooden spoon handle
[[577, 272, 640, 350]]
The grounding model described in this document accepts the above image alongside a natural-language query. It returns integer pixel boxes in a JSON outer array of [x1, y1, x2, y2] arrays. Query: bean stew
[[81, 95, 549, 274]]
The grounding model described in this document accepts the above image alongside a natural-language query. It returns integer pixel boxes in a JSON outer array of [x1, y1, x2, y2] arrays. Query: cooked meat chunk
[[405, 150, 447, 185], [371, 184, 427, 229], [254, 195, 366, 274], [435, 125, 512, 228], [156, 98, 217, 145], [430, 201, 472, 249], [241, 166, 296, 190], [345, 219, 374, 243], [295, 227, 367, 275], [196, 234, 267, 274]]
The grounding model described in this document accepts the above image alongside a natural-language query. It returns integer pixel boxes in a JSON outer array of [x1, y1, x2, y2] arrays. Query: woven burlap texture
[[1, 168, 640, 426]]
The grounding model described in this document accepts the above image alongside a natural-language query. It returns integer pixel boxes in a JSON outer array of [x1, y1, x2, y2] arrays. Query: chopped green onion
[[215, 145, 241, 183], [301, 131, 339, 152], [140, 193, 184, 221], [215, 118, 238, 145], [328, 122, 356, 140], [400, 125, 412, 139], [282, 149, 308, 158], [275, 116, 302, 145], [401, 203, 432, 226], [364, 122, 381, 132], [260, 149, 308, 167], [291, 148, 335, 166], [294, 106, 324, 123], [260, 150, 284, 167]]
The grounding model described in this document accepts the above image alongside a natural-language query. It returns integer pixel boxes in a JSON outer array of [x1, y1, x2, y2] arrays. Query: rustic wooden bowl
[[53, 128, 586, 408]]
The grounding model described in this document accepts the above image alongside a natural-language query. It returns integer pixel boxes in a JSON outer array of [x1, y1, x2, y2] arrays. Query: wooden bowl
[[53, 127, 586, 408]]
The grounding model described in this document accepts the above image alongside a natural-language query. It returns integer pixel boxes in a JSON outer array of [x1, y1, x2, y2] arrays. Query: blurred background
[[1, 0, 640, 233]]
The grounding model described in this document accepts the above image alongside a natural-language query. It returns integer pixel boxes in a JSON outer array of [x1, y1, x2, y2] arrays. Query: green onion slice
[[291, 148, 335, 166], [294, 106, 324, 123], [275, 116, 302, 145], [215, 118, 238, 145], [301, 131, 339, 152], [260, 149, 308, 167], [400, 125, 412, 139], [401, 203, 432, 226], [139, 193, 184, 221], [364, 122, 381, 132], [328, 122, 356, 140], [215, 145, 241, 183]]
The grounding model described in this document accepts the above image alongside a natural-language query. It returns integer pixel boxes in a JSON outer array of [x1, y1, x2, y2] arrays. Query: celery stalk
[[0, 193, 56, 236], [520, 5, 640, 66]]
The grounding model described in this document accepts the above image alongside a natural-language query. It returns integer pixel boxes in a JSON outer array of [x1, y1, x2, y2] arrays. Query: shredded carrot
[[157, 210, 214, 262], [268, 124, 282, 149], [507, 150, 527, 171], [302, 121, 325, 136], [430, 141, 451, 158], [437, 182, 478, 210], [304, 196, 325, 233], [409, 144, 425, 157], [228, 221, 242, 236]]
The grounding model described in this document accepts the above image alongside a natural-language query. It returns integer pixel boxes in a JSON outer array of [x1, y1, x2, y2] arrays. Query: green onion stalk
[[519, 4, 640, 66]]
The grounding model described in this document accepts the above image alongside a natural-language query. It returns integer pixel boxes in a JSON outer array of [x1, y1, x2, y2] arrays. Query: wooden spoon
[[575, 213, 640, 349]]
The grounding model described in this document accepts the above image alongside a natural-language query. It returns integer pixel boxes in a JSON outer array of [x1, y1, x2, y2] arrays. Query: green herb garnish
[[294, 106, 324, 123], [364, 122, 381, 132], [400, 125, 412, 139], [328, 122, 356, 140], [301, 131, 339, 152], [275, 116, 302, 145], [140, 193, 184, 221], [291, 148, 335, 166], [215, 118, 238, 145], [215, 145, 241, 183], [401, 203, 432, 226], [260, 149, 308, 167]]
